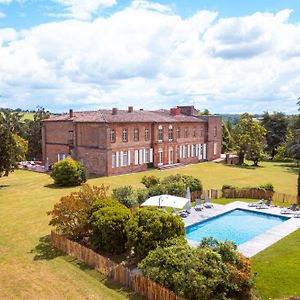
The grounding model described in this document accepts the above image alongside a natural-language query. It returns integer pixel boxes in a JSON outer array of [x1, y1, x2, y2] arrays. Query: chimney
[[112, 107, 118, 115], [170, 107, 180, 116], [69, 109, 74, 118], [128, 106, 133, 113]]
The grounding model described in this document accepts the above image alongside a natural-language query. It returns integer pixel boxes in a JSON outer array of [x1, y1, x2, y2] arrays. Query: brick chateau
[[42, 106, 222, 176]]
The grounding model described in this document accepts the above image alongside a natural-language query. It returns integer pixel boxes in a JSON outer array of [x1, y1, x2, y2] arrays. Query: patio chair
[[203, 196, 214, 208], [256, 198, 272, 209], [294, 211, 300, 218], [280, 203, 298, 215], [248, 199, 264, 207], [194, 198, 203, 211]]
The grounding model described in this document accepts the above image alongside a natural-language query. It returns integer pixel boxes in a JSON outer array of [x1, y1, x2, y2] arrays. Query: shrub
[[258, 183, 274, 192], [134, 188, 149, 204], [139, 238, 254, 300], [181, 175, 203, 193], [222, 184, 236, 190], [50, 158, 87, 186], [161, 174, 202, 194], [47, 184, 109, 241], [90, 203, 132, 254], [164, 180, 186, 197], [148, 183, 167, 196], [126, 207, 185, 259], [141, 175, 160, 188], [112, 185, 137, 208], [139, 244, 229, 300]]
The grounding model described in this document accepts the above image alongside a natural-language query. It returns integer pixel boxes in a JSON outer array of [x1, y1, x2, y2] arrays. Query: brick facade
[[42, 106, 222, 176]]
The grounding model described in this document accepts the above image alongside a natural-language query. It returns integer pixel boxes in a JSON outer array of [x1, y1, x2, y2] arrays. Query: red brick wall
[[206, 116, 222, 161]]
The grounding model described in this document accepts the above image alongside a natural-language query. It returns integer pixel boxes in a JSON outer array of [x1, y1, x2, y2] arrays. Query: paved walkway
[[183, 201, 300, 257]]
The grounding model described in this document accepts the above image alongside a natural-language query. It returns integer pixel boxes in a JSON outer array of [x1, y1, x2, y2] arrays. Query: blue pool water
[[186, 209, 289, 245]]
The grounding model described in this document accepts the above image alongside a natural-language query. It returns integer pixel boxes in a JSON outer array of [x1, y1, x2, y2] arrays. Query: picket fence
[[50, 231, 184, 300]]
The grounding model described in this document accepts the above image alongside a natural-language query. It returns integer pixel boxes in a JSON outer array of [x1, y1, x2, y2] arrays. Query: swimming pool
[[186, 208, 289, 245]]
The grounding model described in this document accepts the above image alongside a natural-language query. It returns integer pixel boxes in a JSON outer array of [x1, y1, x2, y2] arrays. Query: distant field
[[0, 161, 298, 299], [21, 112, 34, 120]]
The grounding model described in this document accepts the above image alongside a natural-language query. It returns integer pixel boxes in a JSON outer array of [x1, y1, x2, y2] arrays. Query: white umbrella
[[141, 194, 189, 209], [186, 186, 191, 210]]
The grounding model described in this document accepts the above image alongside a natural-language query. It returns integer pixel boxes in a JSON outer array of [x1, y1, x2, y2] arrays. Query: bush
[[47, 184, 109, 241], [134, 188, 149, 204], [222, 184, 236, 190], [181, 175, 203, 193], [50, 158, 87, 186], [148, 184, 167, 196], [90, 203, 132, 254], [141, 175, 160, 188], [112, 185, 137, 208], [161, 174, 202, 194], [164, 180, 186, 197], [126, 207, 185, 259], [258, 183, 274, 192], [139, 238, 254, 300], [139, 244, 229, 300]]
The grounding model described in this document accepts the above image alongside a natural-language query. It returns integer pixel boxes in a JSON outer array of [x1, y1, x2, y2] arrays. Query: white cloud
[[0, 4, 300, 113], [0, 11, 6, 18], [51, 0, 117, 20]]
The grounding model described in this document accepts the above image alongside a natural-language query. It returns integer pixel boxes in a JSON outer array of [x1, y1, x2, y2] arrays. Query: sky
[[0, 1, 300, 114]]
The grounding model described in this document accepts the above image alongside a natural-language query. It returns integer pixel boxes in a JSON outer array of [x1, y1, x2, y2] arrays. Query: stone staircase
[[158, 163, 185, 170]]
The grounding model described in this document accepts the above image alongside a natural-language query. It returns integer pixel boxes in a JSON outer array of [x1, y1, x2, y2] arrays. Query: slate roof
[[44, 109, 207, 123]]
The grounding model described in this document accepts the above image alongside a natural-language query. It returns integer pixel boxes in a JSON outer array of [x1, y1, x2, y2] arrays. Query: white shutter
[[120, 151, 123, 167], [198, 144, 201, 159], [116, 152, 119, 167], [187, 145, 190, 158], [139, 149, 143, 164], [143, 149, 146, 163], [57, 154, 60, 162], [135, 150, 139, 165], [196, 144, 199, 158], [128, 150, 131, 166], [203, 144, 207, 159], [62, 154, 66, 160], [149, 148, 153, 163], [179, 145, 182, 158]]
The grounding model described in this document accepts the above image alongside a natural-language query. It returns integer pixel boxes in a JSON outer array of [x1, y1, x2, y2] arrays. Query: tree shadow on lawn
[[273, 163, 298, 175], [43, 183, 76, 190], [0, 184, 10, 189], [30, 235, 65, 261], [223, 164, 262, 170]]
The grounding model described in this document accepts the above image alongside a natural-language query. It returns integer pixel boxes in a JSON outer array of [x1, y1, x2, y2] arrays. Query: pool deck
[[183, 201, 300, 257]]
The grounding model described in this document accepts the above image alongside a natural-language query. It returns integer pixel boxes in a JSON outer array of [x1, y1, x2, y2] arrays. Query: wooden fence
[[191, 189, 299, 204], [50, 231, 184, 300]]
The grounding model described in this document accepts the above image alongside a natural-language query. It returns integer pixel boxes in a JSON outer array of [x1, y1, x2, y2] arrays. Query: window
[[168, 125, 173, 141], [200, 129, 204, 137], [158, 149, 163, 165], [184, 128, 189, 138], [134, 128, 139, 141], [112, 152, 116, 168], [184, 145, 188, 158], [145, 128, 149, 141], [193, 128, 197, 137], [110, 129, 115, 143], [193, 144, 197, 157], [213, 142, 217, 156], [145, 149, 149, 163], [214, 126, 217, 137], [158, 125, 163, 141], [176, 127, 180, 138], [122, 128, 128, 142]]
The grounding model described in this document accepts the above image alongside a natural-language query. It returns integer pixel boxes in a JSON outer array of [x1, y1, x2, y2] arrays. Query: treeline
[[0, 107, 50, 176]]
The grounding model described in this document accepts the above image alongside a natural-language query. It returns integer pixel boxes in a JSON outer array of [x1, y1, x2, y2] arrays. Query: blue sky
[[0, 0, 300, 113]]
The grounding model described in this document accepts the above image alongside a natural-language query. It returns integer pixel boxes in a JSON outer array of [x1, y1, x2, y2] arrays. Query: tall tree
[[27, 107, 50, 160], [261, 112, 288, 159], [287, 100, 300, 197], [0, 110, 26, 176], [222, 120, 233, 153], [232, 113, 267, 165]]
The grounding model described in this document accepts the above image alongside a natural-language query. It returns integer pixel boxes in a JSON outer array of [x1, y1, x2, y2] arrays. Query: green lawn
[[21, 112, 34, 121], [252, 230, 300, 299], [0, 161, 298, 299]]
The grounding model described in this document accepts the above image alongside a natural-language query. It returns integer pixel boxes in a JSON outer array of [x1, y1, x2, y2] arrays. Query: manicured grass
[[88, 161, 298, 195], [0, 161, 298, 299], [252, 229, 300, 299], [21, 112, 34, 120]]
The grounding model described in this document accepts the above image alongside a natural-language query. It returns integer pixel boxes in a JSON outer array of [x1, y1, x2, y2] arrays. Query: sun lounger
[[281, 203, 298, 214], [203, 196, 214, 208], [256, 198, 272, 209], [248, 199, 264, 207], [194, 198, 203, 211], [294, 211, 300, 218], [172, 207, 188, 218]]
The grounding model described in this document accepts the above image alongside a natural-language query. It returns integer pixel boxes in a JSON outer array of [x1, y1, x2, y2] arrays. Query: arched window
[[168, 125, 173, 141]]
